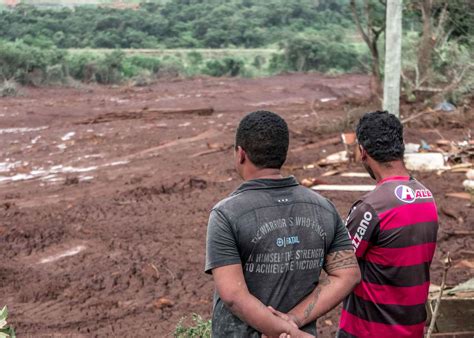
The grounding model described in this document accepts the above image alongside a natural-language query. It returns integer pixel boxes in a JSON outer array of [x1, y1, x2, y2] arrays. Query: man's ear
[[359, 145, 368, 161], [237, 146, 246, 164]]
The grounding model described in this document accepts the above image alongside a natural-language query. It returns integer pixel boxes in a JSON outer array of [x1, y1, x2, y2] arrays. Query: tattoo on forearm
[[303, 301, 315, 319], [303, 278, 331, 320], [324, 250, 358, 273]]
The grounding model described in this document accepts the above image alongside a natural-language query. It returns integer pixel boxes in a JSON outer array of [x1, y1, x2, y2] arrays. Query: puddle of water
[[30, 169, 48, 175], [0, 161, 21, 173], [61, 132, 75, 141], [0, 157, 127, 184], [320, 97, 337, 102], [84, 154, 104, 159], [40, 174, 60, 181], [31, 136, 41, 144], [50, 165, 98, 173], [108, 160, 129, 166], [0, 173, 36, 182], [0, 126, 48, 134], [39, 245, 86, 264]]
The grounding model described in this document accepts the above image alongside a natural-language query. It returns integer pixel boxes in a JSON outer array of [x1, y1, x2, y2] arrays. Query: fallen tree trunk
[[75, 107, 214, 124]]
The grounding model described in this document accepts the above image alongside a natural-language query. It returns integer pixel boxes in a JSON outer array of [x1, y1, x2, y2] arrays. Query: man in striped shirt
[[338, 111, 439, 338]]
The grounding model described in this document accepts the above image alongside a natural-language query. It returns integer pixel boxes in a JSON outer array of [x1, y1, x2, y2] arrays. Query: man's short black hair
[[356, 110, 405, 163], [235, 110, 289, 169]]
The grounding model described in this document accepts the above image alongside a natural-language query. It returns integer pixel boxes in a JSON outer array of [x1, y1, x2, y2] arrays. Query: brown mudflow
[[0, 74, 472, 337]]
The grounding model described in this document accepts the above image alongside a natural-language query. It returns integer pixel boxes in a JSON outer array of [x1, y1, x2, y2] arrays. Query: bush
[[158, 56, 185, 78], [0, 40, 65, 85], [268, 53, 288, 73], [131, 70, 155, 87], [252, 55, 266, 70], [282, 35, 359, 73], [174, 314, 211, 338], [203, 57, 244, 77], [95, 50, 125, 84], [126, 55, 161, 74], [45, 64, 67, 85], [0, 80, 19, 97], [402, 32, 474, 104], [66, 52, 99, 82], [187, 51, 204, 66], [68, 50, 125, 84], [0, 306, 15, 338]]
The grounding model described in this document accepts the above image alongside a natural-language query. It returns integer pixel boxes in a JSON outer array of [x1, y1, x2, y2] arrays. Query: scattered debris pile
[[462, 169, 474, 203], [428, 277, 474, 336], [294, 131, 473, 193]]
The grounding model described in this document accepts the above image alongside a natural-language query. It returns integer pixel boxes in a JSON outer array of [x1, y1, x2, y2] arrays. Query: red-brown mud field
[[0, 73, 472, 337]]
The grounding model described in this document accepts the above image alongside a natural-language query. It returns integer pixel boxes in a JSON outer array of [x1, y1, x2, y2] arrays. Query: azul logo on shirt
[[394, 185, 432, 203], [276, 236, 300, 247]]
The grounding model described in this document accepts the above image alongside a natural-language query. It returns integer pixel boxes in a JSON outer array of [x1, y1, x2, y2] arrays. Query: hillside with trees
[[0, 0, 472, 103], [0, 0, 355, 49]]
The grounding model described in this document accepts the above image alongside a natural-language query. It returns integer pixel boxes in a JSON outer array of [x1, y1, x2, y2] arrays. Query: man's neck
[[244, 168, 283, 181], [374, 161, 410, 183]]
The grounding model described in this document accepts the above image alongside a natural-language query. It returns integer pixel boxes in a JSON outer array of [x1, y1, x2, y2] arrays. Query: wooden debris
[[190, 142, 233, 157], [445, 192, 471, 200], [427, 253, 451, 338], [291, 137, 340, 153], [142, 263, 160, 280], [340, 172, 371, 178], [341, 132, 359, 162], [454, 259, 474, 269], [440, 205, 461, 221], [341, 132, 356, 145], [321, 170, 340, 177], [301, 178, 314, 188], [154, 297, 174, 309], [75, 107, 214, 124], [311, 185, 375, 192], [443, 230, 474, 236], [124, 129, 221, 161], [302, 163, 318, 170], [191, 148, 227, 158], [246, 97, 307, 108], [283, 163, 318, 171], [430, 332, 474, 337], [301, 178, 326, 188], [427, 298, 474, 334], [318, 151, 348, 166], [436, 139, 451, 146], [451, 168, 473, 173], [401, 110, 431, 124]]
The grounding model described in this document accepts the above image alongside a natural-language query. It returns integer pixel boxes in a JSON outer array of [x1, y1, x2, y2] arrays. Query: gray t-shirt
[[205, 176, 352, 337]]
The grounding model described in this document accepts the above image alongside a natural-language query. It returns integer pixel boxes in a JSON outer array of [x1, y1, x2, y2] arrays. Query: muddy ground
[[0, 73, 472, 337]]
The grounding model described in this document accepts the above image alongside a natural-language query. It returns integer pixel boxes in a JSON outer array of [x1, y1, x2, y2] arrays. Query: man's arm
[[286, 249, 361, 328], [212, 264, 313, 338], [345, 202, 379, 258]]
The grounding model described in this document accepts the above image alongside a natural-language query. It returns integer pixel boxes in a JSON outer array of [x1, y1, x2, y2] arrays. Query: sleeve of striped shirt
[[345, 201, 380, 258]]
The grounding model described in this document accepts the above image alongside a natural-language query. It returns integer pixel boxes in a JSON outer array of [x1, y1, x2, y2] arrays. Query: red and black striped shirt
[[338, 176, 438, 338]]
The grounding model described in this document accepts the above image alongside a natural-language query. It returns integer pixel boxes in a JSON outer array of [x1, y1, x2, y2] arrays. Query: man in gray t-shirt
[[205, 111, 361, 337]]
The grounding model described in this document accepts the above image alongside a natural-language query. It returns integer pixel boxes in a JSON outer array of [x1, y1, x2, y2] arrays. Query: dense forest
[[0, 0, 356, 48], [0, 0, 472, 101]]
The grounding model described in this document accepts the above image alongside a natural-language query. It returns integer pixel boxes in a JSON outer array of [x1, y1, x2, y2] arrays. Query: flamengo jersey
[[338, 176, 438, 338]]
